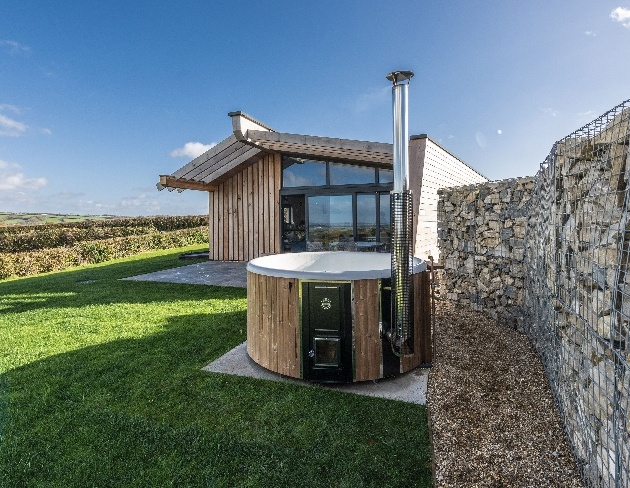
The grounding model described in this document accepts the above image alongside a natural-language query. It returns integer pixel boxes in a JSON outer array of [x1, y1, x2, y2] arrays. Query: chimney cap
[[386, 70, 414, 84]]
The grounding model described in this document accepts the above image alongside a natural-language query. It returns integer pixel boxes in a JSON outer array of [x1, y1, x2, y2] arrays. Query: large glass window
[[281, 156, 393, 252], [379, 192, 391, 245], [282, 158, 326, 187], [378, 169, 394, 184], [329, 162, 375, 186], [282, 156, 390, 188], [307, 195, 353, 250], [356, 194, 377, 242]]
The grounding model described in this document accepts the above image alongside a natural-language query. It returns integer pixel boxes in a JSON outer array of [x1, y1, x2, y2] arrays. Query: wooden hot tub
[[246, 252, 433, 383]]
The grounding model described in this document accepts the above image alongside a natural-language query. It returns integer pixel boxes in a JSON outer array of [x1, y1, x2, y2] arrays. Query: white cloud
[[0, 159, 19, 170], [611, 7, 630, 27], [0, 159, 47, 190], [0, 173, 47, 190], [542, 107, 559, 118], [0, 104, 22, 114], [475, 131, 487, 148], [42, 128, 52, 135], [0, 40, 31, 55], [0, 113, 28, 137], [354, 86, 390, 113], [585, 30, 597, 36], [170, 142, 216, 158], [120, 194, 161, 212], [53, 191, 86, 200]]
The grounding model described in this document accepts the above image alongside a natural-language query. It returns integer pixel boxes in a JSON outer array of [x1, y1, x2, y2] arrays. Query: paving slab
[[203, 342, 429, 405], [122, 261, 247, 287]]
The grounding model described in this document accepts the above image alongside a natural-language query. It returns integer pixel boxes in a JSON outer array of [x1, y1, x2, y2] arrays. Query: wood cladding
[[209, 153, 281, 261], [246, 271, 300, 379], [354, 271, 433, 377], [402, 270, 433, 370], [353, 279, 382, 381]]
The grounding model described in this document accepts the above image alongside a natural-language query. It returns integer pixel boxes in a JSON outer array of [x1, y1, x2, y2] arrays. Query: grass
[[0, 246, 432, 487]]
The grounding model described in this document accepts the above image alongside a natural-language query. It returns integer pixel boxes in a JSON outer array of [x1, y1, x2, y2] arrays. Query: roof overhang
[[158, 111, 393, 192], [245, 130, 392, 166]]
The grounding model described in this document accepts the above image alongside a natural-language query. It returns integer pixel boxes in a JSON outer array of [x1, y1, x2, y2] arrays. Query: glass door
[[281, 195, 306, 252], [306, 195, 353, 251]]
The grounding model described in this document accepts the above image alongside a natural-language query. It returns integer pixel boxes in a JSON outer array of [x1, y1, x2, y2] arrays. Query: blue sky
[[1, 1, 629, 216]]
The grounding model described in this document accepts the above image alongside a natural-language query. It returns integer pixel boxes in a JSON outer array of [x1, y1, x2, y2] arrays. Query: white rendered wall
[[410, 136, 487, 260]]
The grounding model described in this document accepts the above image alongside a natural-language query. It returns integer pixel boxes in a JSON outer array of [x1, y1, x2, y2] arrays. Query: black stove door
[[301, 282, 353, 382]]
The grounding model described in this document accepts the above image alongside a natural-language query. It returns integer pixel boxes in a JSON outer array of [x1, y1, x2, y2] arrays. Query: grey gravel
[[429, 300, 583, 487]]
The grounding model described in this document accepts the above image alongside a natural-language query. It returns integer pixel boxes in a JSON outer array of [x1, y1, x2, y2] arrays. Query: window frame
[[280, 155, 394, 252]]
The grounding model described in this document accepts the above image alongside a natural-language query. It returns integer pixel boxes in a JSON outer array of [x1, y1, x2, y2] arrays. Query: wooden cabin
[[158, 111, 487, 261]]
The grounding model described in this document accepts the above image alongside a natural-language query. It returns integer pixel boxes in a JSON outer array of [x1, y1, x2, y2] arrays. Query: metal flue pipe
[[387, 70, 413, 192], [386, 70, 414, 355]]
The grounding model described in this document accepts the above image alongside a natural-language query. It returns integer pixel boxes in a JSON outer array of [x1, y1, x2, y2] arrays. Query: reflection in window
[[356, 194, 377, 242], [314, 338, 340, 366], [307, 195, 353, 250], [329, 163, 375, 186], [282, 158, 326, 187], [379, 192, 391, 245], [378, 169, 394, 184], [282, 195, 306, 252]]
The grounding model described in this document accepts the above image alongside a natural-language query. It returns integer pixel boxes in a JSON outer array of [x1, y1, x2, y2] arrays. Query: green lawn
[[0, 246, 432, 487]]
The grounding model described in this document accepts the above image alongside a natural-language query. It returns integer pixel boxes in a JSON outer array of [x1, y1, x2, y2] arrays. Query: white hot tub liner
[[246, 251, 426, 281]]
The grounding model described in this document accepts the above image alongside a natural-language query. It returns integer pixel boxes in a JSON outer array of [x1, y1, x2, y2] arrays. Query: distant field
[[0, 213, 126, 226]]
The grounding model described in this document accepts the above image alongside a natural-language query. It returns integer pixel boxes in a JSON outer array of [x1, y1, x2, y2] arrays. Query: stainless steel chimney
[[386, 70, 414, 355]]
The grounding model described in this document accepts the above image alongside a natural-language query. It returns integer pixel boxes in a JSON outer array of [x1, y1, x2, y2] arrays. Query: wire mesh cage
[[523, 100, 630, 487], [390, 190, 414, 354], [437, 99, 630, 487]]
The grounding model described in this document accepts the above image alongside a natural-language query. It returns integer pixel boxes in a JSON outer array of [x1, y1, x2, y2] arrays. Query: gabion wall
[[437, 176, 534, 329], [437, 100, 630, 488]]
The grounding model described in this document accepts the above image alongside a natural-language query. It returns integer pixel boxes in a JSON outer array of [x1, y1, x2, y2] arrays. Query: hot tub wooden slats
[[247, 271, 300, 379], [401, 271, 433, 371], [353, 279, 382, 381], [247, 266, 433, 382], [417, 271, 433, 365]]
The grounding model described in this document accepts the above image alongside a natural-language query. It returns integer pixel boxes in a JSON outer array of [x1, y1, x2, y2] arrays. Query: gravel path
[[428, 301, 584, 487]]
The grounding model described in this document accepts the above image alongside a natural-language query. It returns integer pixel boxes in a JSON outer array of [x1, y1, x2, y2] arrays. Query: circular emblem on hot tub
[[320, 297, 332, 310]]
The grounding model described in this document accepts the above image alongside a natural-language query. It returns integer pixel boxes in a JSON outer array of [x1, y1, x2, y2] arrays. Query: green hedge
[[0, 227, 208, 280], [0, 215, 208, 252]]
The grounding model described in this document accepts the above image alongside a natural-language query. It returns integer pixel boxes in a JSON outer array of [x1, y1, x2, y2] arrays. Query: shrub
[[0, 215, 208, 252], [0, 227, 208, 280]]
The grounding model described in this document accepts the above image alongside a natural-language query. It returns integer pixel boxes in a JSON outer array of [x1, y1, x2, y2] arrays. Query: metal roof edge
[[227, 111, 275, 132], [249, 130, 393, 155]]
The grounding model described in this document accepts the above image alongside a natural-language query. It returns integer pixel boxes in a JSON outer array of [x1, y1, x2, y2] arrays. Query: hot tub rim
[[246, 251, 427, 281]]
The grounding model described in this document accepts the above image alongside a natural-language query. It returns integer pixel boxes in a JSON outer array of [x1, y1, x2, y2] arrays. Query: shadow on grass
[[0, 311, 433, 487]]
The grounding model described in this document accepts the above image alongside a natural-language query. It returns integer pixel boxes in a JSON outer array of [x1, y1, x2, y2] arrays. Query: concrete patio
[[124, 260, 429, 405]]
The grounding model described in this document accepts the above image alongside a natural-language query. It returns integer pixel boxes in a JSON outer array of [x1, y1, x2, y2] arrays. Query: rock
[[592, 288, 613, 317]]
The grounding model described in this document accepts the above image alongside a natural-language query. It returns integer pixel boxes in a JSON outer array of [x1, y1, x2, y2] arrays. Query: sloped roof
[[246, 130, 392, 165], [158, 112, 393, 192], [158, 134, 263, 191]]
